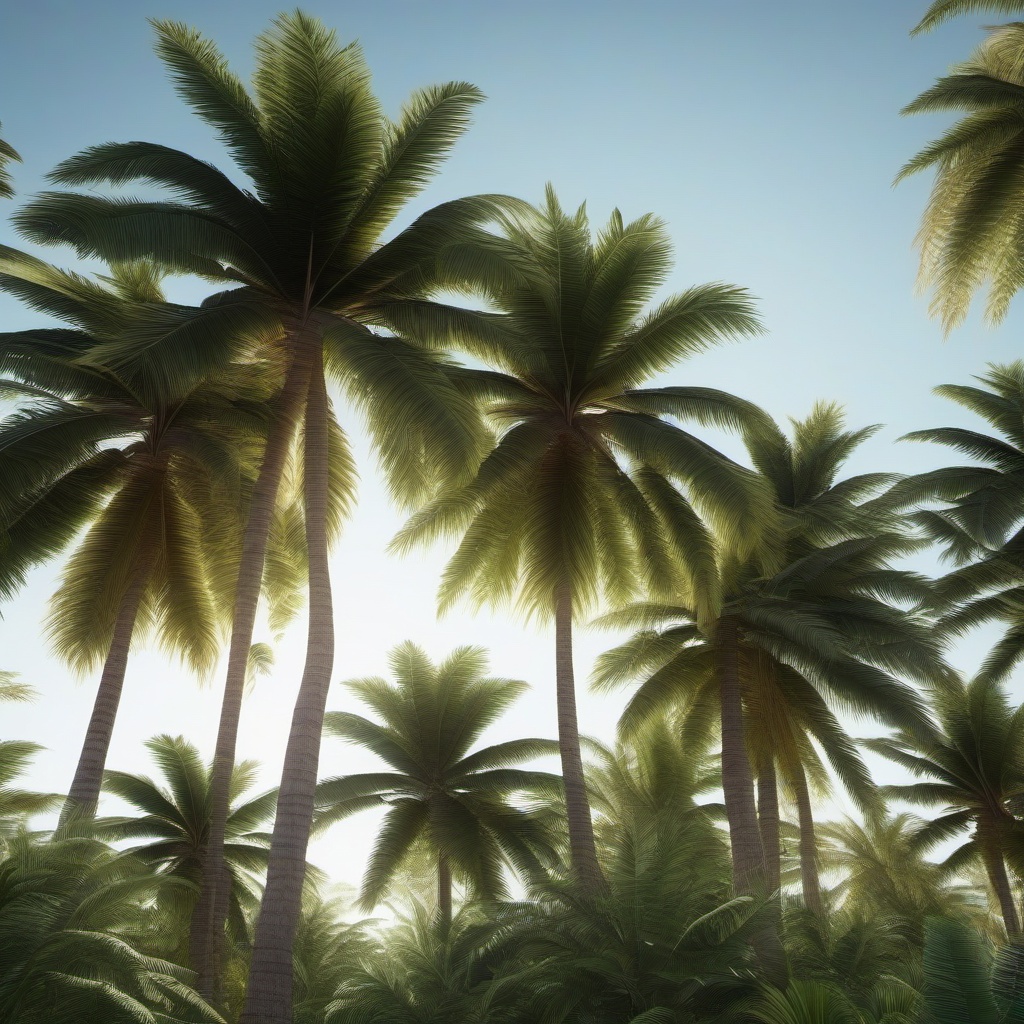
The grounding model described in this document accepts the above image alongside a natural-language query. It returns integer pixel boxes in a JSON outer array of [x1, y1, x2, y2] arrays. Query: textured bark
[[717, 622, 787, 986], [757, 757, 781, 894], [240, 345, 335, 1024], [793, 764, 823, 916], [980, 817, 1020, 936], [192, 348, 312, 998], [717, 619, 765, 891], [58, 552, 151, 832], [437, 854, 452, 932], [554, 583, 606, 895]]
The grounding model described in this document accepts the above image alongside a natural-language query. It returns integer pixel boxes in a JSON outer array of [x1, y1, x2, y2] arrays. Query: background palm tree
[[893, 364, 1024, 686], [0, 254, 273, 827], [317, 642, 561, 928], [393, 186, 770, 894], [97, 734, 276, 963], [11, 15, 502, 1002], [593, 405, 934, 910], [866, 674, 1024, 935]]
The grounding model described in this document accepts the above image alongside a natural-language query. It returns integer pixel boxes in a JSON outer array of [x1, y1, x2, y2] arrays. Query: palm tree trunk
[[192, 350, 312, 997], [717, 618, 764, 891], [57, 552, 151, 831], [757, 757, 781, 894], [437, 853, 452, 931], [793, 764, 823, 916], [980, 817, 1020, 936], [240, 344, 335, 1024], [554, 582, 605, 895], [718, 620, 787, 985]]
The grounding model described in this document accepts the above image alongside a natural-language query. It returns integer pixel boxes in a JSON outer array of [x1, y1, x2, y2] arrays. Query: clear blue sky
[[1, 2, 1017, 884]]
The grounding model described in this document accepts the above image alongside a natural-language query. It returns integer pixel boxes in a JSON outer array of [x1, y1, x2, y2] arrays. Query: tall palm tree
[[866, 675, 1024, 935], [0, 255, 270, 827], [316, 642, 561, 928], [12, 16, 501, 1004], [97, 734, 277, 963], [593, 405, 933, 907], [899, 22, 1024, 330], [393, 187, 770, 894], [0, 124, 19, 200]]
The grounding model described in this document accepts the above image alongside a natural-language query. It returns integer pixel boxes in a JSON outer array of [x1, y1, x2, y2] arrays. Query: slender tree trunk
[[793, 764, 823, 917], [437, 853, 452, 932], [717, 620, 787, 986], [717, 619, 764, 891], [192, 349, 312, 997], [757, 757, 781, 894], [554, 583, 605, 895], [980, 817, 1020, 936], [57, 552, 151, 832], [240, 344, 335, 1024]]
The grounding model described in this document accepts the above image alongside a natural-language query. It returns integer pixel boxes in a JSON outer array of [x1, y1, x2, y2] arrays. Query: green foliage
[[319, 642, 561, 912], [0, 835, 220, 1023], [96, 735, 276, 960], [0, 124, 19, 200], [900, 24, 1024, 329], [391, 186, 771, 622]]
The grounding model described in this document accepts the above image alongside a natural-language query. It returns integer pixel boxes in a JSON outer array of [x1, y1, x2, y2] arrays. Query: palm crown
[[867, 674, 1024, 935], [317, 642, 561, 924]]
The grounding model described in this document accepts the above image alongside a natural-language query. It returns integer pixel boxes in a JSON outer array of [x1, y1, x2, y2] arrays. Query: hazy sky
[[1, 1, 1019, 886]]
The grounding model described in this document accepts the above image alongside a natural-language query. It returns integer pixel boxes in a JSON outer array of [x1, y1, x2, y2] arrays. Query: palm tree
[[818, 813, 986, 939], [892, 364, 1024, 685], [316, 642, 561, 928], [393, 187, 770, 894], [866, 675, 1024, 935], [0, 124, 19, 200], [97, 734, 277, 963], [593, 405, 933, 907], [0, 834, 220, 1024], [899, 22, 1024, 330], [0, 256, 272, 828], [12, 16, 501, 1003], [324, 900, 525, 1024]]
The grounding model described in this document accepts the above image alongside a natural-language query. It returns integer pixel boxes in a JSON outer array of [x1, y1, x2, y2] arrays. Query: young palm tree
[[818, 813, 985, 939], [899, 23, 1024, 329], [0, 255, 270, 827], [316, 642, 561, 928], [97, 734, 277, 962], [13, 16, 501, 1002], [0, 124, 19, 200], [0, 835, 220, 1024], [290, 887, 372, 1024], [866, 675, 1024, 935], [324, 900, 524, 1024], [393, 187, 770, 894]]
